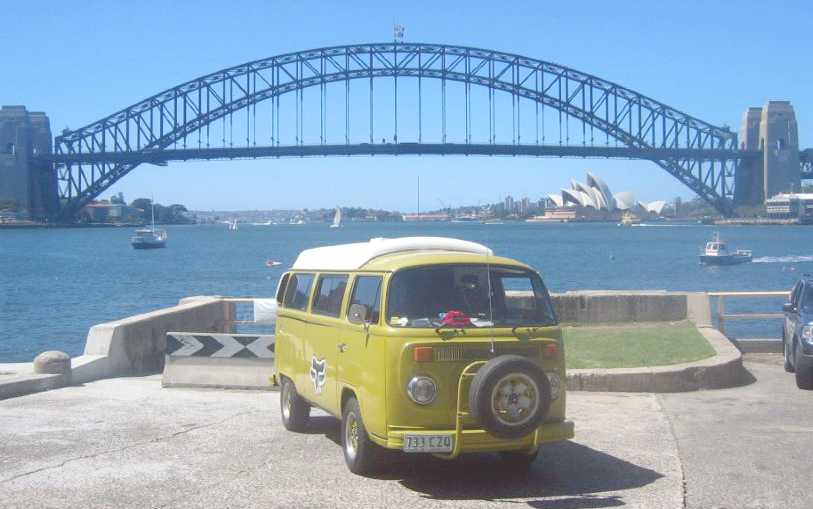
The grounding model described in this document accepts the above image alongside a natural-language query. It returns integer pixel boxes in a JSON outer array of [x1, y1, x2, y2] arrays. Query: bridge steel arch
[[53, 42, 740, 220]]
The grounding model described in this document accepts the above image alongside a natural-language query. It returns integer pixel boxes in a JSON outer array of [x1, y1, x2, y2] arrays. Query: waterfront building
[[765, 193, 813, 223], [81, 202, 142, 223], [543, 172, 667, 221], [401, 212, 450, 221]]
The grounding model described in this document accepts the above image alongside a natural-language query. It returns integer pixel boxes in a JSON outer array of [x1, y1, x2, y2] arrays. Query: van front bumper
[[382, 420, 574, 457]]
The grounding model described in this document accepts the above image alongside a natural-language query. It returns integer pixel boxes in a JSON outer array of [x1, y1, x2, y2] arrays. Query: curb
[[0, 372, 69, 401], [566, 326, 747, 392]]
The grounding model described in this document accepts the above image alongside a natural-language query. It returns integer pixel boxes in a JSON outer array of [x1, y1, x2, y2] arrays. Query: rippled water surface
[[1, 222, 810, 361]]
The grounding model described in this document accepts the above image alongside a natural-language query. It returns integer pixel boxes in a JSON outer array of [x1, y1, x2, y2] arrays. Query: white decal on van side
[[310, 356, 327, 394]]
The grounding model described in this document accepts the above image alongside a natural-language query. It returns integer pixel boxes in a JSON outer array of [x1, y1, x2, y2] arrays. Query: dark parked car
[[782, 278, 813, 389]]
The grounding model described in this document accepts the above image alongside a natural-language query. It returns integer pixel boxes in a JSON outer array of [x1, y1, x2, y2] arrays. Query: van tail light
[[413, 346, 433, 362], [543, 343, 559, 360]]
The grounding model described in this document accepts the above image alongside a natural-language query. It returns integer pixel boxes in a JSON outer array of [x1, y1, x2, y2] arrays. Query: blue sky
[[2, 0, 811, 211]]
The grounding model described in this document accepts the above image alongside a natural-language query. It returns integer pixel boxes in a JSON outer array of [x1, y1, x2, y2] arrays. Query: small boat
[[228, 220, 239, 231], [265, 259, 282, 268], [251, 220, 273, 226], [330, 207, 342, 228], [130, 203, 167, 249], [619, 211, 641, 226], [699, 233, 752, 265]]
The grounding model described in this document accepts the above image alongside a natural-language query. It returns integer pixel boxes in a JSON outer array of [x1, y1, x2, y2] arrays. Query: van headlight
[[407, 376, 437, 405], [547, 373, 562, 400]]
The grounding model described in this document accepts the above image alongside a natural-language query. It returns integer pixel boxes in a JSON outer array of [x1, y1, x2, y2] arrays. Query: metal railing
[[707, 291, 789, 336], [220, 297, 276, 333]]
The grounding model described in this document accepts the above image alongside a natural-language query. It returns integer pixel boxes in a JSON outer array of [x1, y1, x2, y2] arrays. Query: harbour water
[[1, 222, 810, 362]]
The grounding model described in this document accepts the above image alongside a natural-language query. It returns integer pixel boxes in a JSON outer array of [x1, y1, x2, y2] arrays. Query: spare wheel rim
[[490, 373, 539, 427]]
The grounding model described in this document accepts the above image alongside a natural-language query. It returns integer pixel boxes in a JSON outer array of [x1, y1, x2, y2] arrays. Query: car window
[[348, 276, 382, 323], [283, 273, 314, 311], [312, 274, 348, 317], [803, 287, 813, 313], [791, 282, 803, 306]]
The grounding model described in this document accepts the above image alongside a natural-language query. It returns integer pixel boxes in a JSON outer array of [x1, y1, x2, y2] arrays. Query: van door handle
[[338, 343, 348, 353]]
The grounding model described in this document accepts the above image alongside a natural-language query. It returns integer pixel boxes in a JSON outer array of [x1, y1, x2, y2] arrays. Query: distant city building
[[504, 195, 515, 214], [519, 197, 530, 216]]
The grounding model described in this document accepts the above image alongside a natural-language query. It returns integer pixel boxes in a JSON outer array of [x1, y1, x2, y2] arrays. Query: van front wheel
[[342, 397, 381, 475], [280, 377, 310, 431]]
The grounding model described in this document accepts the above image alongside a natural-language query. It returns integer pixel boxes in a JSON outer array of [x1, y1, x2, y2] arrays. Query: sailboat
[[130, 202, 167, 249], [228, 219, 239, 231], [330, 207, 342, 228]]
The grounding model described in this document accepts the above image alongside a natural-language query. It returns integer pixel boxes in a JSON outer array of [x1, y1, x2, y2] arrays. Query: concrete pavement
[[0, 355, 808, 508], [658, 354, 813, 509]]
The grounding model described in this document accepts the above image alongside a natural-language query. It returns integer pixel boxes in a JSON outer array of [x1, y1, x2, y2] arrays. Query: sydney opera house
[[541, 172, 667, 220]]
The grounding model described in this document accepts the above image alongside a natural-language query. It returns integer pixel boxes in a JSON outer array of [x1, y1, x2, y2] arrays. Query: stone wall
[[551, 290, 689, 324]]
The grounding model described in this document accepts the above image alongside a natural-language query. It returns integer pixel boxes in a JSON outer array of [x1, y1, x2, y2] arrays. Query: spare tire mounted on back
[[468, 355, 552, 439]]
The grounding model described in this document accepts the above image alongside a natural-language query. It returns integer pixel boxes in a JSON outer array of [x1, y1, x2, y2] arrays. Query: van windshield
[[386, 264, 557, 328]]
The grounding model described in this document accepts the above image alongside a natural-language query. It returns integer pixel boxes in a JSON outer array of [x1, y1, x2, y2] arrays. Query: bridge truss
[[50, 42, 744, 220]]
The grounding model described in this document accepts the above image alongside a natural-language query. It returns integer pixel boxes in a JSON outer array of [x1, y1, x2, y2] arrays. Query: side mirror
[[348, 304, 370, 325], [783, 303, 795, 313]]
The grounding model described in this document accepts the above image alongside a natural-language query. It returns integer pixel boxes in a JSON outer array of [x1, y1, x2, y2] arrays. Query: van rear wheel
[[342, 397, 381, 475], [280, 377, 310, 431]]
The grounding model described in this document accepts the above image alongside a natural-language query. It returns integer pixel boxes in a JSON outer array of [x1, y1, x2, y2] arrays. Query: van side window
[[312, 275, 348, 317], [348, 276, 382, 323], [283, 273, 314, 311], [275, 273, 290, 305]]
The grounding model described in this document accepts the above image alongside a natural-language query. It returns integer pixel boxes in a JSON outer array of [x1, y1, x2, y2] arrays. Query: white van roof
[[291, 236, 494, 271]]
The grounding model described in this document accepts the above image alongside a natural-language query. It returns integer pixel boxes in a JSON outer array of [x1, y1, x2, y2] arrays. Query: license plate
[[402, 434, 453, 453]]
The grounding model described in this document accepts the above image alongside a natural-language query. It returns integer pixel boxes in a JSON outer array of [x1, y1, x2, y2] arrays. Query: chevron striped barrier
[[166, 333, 274, 359], [162, 332, 276, 390]]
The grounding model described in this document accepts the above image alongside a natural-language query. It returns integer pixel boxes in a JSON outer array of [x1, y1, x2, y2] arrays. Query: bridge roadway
[[45, 143, 755, 166], [0, 355, 809, 509]]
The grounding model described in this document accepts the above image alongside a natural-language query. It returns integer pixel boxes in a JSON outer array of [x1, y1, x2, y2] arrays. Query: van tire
[[280, 377, 310, 431], [341, 397, 381, 475], [468, 355, 551, 439]]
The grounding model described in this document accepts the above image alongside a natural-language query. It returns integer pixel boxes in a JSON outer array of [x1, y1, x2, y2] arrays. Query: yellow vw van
[[273, 237, 574, 475]]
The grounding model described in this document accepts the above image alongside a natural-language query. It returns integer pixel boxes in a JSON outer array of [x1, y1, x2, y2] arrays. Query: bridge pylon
[[0, 105, 58, 221], [736, 101, 801, 205]]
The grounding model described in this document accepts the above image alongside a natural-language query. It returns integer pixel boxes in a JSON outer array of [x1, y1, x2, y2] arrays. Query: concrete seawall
[[552, 290, 692, 324], [71, 296, 231, 384]]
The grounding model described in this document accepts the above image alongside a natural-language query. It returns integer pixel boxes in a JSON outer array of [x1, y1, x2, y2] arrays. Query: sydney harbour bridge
[[6, 42, 812, 221]]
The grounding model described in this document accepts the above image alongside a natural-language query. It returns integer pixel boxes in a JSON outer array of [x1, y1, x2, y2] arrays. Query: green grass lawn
[[563, 321, 716, 369]]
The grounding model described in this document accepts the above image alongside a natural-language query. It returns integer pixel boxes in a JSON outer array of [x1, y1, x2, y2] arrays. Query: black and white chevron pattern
[[166, 333, 275, 358]]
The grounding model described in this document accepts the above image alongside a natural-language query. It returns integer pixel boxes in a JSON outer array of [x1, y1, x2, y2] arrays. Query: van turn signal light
[[543, 343, 558, 360], [413, 346, 433, 362]]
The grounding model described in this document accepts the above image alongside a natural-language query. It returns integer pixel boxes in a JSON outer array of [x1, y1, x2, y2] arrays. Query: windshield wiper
[[434, 322, 466, 340], [511, 325, 541, 340]]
